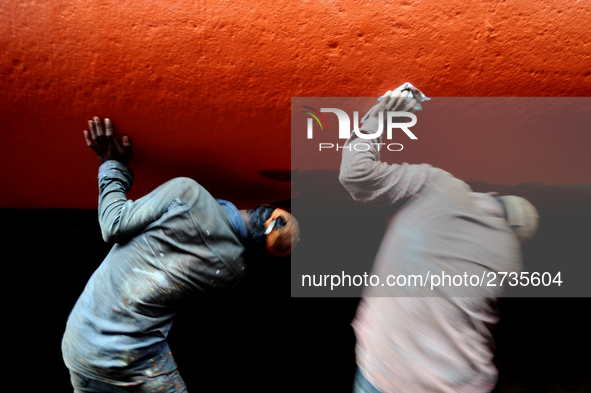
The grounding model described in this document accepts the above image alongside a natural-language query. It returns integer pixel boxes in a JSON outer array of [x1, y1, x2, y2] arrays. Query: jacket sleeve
[[338, 116, 438, 205], [98, 160, 200, 243]]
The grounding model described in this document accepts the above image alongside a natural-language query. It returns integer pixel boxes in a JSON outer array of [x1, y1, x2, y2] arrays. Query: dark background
[[4, 195, 591, 392]]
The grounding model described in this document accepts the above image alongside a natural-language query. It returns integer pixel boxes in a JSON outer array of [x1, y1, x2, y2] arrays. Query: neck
[[239, 210, 251, 231]]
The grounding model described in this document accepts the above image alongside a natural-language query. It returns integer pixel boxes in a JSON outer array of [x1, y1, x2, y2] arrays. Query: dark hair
[[246, 205, 286, 255]]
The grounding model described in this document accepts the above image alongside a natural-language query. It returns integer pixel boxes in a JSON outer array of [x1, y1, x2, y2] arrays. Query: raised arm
[[84, 117, 199, 243], [339, 89, 437, 205]]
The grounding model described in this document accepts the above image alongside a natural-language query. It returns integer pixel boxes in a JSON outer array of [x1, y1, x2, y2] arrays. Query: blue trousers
[[70, 370, 187, 393]]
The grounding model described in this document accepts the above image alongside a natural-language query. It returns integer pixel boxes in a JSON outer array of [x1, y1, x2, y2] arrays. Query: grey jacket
[[62, 160, 246, 385], [340, 117, 522, 393]]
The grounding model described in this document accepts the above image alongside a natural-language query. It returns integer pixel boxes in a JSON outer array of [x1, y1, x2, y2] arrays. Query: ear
[[264, 209, 285, 228], [264, 219, 277, 235]]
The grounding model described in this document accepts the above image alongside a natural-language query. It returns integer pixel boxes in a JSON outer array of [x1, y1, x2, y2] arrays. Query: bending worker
[[62, 117, 300, 392], [339, 88, 539, 393]]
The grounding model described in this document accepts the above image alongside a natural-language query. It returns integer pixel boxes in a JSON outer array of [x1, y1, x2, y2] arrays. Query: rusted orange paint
[[1, 0, 590, 208]]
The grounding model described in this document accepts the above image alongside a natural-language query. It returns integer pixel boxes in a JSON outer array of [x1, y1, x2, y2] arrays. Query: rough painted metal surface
[[1, 0, 590, 208]]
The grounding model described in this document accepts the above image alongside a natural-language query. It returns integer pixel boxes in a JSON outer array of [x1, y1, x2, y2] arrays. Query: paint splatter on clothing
[[62, 160, 247, 386]]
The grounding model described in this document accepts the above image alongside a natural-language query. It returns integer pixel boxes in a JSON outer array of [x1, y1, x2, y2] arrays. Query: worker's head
[[246, 205, 300, 257], [496, 196, 540, 243]]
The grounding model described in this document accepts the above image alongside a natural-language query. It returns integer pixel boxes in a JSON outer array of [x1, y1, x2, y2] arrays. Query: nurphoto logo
[[303, 106, 418, 152]]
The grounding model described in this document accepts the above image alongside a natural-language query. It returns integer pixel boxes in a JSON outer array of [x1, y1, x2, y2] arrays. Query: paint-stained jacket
[[339, 116, 522, 393], [62, 160, 247, 385]]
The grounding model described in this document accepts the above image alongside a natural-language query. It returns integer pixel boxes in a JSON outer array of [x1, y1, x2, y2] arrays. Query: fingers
[[88, 117, 108, 150], [380, 90, 393, 108], [85, 116, 132, 163], [104, 118, 132, 162], [373, 90, 391, 115], [94, 116, 104, 138], [121, 135, 131, 156], [385, 90, 402, 110], [105, 118, 121, 149], [124, 136, 131, 154], [114, 134, 131, 164], [386, 90, 418, 112], [88, 119, 97, 141], [394, 90, 409, 111], [373, 88, 418, 118], [95, 116, 108, 148], [104, 118, 113, 137], [87, 119, 102, 151], [83, 130, 99, 154], [402, 98, 417, 112], [83, 129, 93, 146]]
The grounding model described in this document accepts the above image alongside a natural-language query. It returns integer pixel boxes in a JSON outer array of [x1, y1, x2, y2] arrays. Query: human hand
[[83, 117, 131, 164], [369, 89, 419, 119]]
